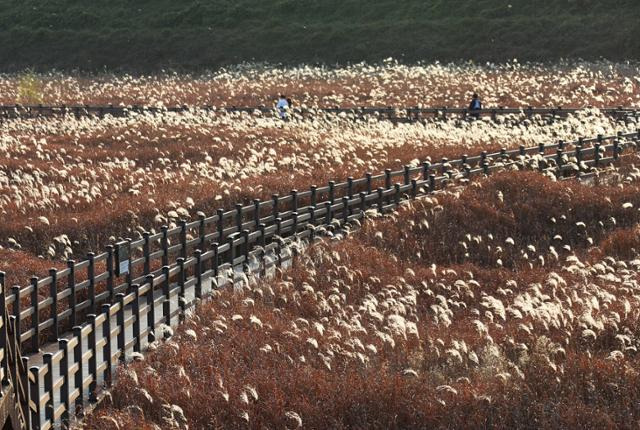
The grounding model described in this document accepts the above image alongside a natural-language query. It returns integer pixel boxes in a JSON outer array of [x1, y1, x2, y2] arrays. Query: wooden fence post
[[132, 285, 141, 353], [198, 213, 206, 249], [101, 304, 113, 384], [235, 204, 243, 233], [422, 161, 431, 181], [20, 356, 31, 429], [12, 286, 21, 349], [216, 209, 224, 243], [143, 232, 151, 275], [87, 314, 98, 402], [308, 204, 316, 229], [242, 229, 251, 273], [384, 169, 392, 205], [106, 245, 114, 302], [43, 352, 54, 422], [258, 225, 267, 276], [211, 242, 219, 280], [253, 199, 261, 229], [28, 365, 39, 429], [145, 275, 155, 343], [328, 181, 335, 204], [275, 222, 283, 267], [272, 194, 279, 220], [575, 140, 583, 163], [344, 177, 352, 201], [276, 217, 284, 238], [47, 268, 58, 343], [116, 294, 125, 361], [291, 189, 299, 213], [59, 338, 70, 424], [125, 238, 133, 290], [179, 220, 188, 259], [88, 252, 96, 314], [325, 201, 332, 224], [226, 235, 236, 268], [384, 169, 391, 191], [7, 315, 18, 406], [441, 158, 448, 175], [176, 259, 186, 312], [359, 191, 367, 214], [162, 266, 171, 325], [556, 149, 564, 169], [161, 226, 169, 267], [73, 325, 84, 412], [342, 197, 349, 224], [194, 250, 202, 299], [30, 277, 39, 351], [240, 229, 250, 262], [67, 260, 76, 327]]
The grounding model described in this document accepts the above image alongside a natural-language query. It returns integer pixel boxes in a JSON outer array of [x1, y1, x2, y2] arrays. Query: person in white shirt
[[276, 94, 289, 119]]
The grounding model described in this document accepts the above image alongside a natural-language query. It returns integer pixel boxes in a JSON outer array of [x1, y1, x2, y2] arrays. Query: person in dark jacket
[[469, 93, 482, 118]]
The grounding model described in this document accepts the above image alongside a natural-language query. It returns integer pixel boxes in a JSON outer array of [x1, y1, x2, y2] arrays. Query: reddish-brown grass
[[82, 171, 640, 429], [2, 63, 640, 107], [363, 170, 640, 268]]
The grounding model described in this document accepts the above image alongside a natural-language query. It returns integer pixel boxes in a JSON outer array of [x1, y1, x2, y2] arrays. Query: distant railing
[[1, 129, 639, 429], [0, 104, 638, 123]]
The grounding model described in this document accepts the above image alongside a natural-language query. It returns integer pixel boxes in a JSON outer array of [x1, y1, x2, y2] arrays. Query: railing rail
[[0, 104, 638, 123]]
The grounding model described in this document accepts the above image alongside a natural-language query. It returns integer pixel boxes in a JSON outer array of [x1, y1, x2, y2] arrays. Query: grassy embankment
[[0, 0, 639, 71]]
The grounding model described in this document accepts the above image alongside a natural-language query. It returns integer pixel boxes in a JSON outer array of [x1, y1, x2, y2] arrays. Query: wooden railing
[[1, 129, 639, 429], [0, 274, 28, 429], [0, 104, 638, 123]]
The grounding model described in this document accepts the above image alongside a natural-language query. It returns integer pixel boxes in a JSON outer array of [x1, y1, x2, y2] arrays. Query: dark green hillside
[[0, 0, 638, 71]]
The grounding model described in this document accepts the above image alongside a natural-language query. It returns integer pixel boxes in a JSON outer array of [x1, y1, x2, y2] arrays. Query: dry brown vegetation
[[2, 62, 640, 108], [1, 63, 640, 428], [82, 169, 640, 429], [1, 62, 640, 289]]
